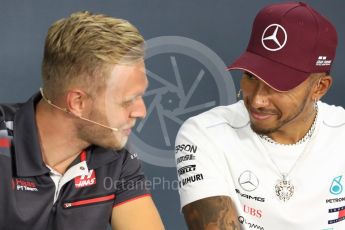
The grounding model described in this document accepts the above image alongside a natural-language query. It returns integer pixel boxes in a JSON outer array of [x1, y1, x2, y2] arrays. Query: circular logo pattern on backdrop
[[128, 36, 236, 167]]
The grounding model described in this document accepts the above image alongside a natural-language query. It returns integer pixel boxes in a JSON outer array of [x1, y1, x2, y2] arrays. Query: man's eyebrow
[[124, 90, 146, 102], [122, 78, 149, 102]]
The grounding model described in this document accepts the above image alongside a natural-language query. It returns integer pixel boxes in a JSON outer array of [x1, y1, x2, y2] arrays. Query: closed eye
[[121, 95, 143, 108]]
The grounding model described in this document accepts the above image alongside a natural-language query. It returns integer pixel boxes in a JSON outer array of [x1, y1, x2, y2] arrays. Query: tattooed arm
[[182, 196, 240, 230]]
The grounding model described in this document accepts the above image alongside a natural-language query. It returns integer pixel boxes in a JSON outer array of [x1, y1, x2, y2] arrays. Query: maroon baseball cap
[[228, 2, 338, 92]]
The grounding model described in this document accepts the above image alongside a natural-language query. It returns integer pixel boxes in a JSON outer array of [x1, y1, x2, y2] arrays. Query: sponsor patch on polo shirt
[[74, 169, 96, 188], [12, 178, 39, 192]]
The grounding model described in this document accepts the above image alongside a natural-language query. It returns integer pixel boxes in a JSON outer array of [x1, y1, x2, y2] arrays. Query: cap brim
[[227, 51, 310, 92]]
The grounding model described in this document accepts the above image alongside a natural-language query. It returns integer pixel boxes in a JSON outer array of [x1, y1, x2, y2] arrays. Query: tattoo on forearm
[[182, 196, 240, 230]]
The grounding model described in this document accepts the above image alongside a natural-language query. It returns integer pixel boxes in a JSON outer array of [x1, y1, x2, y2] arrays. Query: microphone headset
[[39, 88, 119, 132]]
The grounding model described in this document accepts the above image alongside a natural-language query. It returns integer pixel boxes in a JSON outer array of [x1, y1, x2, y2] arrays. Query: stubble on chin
[[250, 122, 278, 135]]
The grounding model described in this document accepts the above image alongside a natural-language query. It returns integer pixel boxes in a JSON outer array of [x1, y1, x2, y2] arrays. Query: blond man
[[0, 11, 164, 230]]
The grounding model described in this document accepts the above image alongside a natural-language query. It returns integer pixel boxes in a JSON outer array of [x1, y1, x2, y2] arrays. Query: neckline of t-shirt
[[255, 102, 323, 148]]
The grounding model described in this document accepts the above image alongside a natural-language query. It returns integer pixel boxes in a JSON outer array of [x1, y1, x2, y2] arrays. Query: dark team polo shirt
[[0, 93, 150, 230]]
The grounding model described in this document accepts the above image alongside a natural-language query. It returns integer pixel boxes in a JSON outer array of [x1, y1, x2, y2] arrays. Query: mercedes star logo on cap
[[261, 24, 287, 51], [238, 170, 259, 192]]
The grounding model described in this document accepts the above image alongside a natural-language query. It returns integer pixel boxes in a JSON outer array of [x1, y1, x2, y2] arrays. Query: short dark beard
[[248, 91, 311, 136]]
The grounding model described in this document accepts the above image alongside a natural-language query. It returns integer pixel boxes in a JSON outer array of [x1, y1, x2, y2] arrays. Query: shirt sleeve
[[175, 117, 232, 209], [113, 149, 150, 207]]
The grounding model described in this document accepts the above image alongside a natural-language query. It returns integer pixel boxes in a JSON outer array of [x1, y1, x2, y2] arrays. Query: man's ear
[[65, 89, 90, 117], [312, 75, 332, 101]]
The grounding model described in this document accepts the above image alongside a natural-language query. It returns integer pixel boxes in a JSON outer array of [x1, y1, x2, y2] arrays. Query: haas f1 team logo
[[74, 169, 96, 189], [13, 178, 38, 192]]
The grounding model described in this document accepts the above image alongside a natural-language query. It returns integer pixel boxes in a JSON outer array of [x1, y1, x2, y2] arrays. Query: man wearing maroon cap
[[175, 2, 343, 230]]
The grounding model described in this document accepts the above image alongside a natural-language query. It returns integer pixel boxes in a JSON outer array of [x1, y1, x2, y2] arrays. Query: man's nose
[[130, 97, 147, 119], [251, 82, 270, 108]]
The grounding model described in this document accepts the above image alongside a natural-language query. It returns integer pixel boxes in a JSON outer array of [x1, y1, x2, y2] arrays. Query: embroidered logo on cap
[[74, 169, 96, 188], [261, 24, 287, 51], [316, 56, 332, 66]]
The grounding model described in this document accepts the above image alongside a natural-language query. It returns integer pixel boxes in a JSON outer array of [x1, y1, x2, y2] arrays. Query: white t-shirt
[[175, 100, 345, 230]]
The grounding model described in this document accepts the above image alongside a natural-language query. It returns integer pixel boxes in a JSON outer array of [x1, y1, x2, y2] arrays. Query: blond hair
[[41, 11, 144, 100]]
